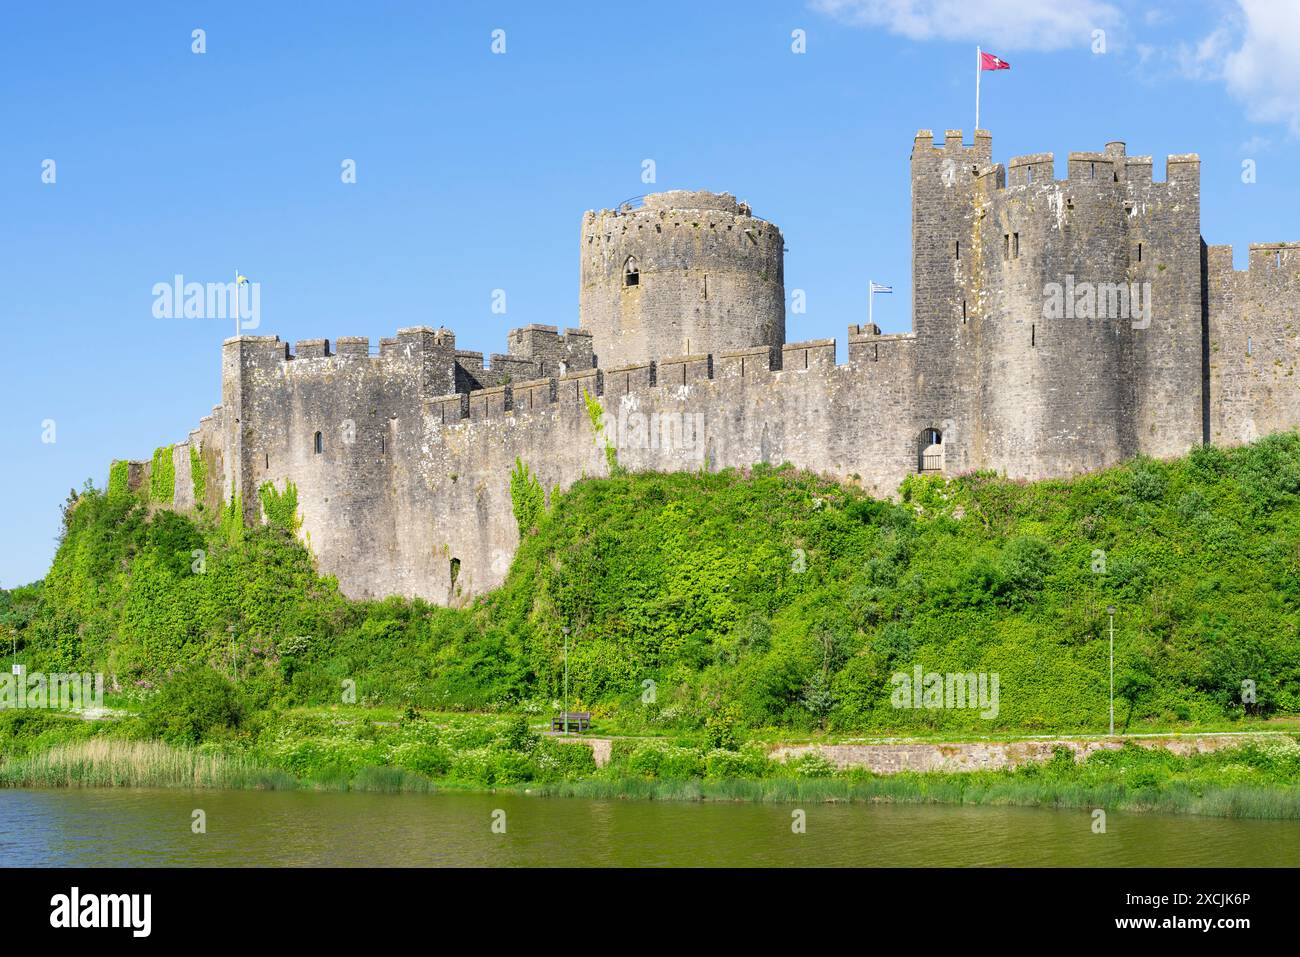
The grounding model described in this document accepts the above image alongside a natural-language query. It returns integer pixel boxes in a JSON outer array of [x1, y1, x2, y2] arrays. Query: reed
[[0, 739, 295, 790], [533, 773, 1300, 819]]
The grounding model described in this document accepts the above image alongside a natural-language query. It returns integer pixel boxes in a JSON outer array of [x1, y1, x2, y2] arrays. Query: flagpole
[[975, 46, 981, 133], [868, 280, 874, 327], [234, 269, 240, 339]]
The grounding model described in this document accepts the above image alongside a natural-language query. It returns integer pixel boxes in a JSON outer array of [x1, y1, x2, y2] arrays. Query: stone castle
[[120, 130, 1300, 604]]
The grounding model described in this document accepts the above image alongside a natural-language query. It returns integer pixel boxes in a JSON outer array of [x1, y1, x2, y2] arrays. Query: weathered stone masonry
[[117, 134, 1300, 604]]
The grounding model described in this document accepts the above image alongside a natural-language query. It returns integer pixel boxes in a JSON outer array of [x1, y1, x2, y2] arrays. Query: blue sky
[[4, 0, 1300, 585]]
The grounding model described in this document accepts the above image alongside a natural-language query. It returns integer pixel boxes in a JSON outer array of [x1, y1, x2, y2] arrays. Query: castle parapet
[[1124, 156, 1154, 184], [335, 336, 369, 356], [782, 338, 836, 371], [1166, 153, 1200, 185], [489, 354, 545, 381], [558, 367, 601, 404], [512, 376, 557, 412], [1067, 152, 1119, 183], [657, 354, 712, 386], [468, 384, 509, 421], [603, 361, 655, 400], [432, 392, 468, 424], [717, 346, 774, 379], [912, 128, 992, 164], [294, 338, 331, 359], [1007, 152, 1054, 187]]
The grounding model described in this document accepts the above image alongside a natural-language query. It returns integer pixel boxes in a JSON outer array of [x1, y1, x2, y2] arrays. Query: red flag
[[980, 51, 1010, 71]]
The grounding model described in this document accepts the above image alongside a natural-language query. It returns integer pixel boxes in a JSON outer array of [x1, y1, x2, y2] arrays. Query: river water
[[1, 788, 1296, 866]]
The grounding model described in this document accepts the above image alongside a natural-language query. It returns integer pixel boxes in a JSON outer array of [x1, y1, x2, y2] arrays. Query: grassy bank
[[10, 434, 1300, 737], [535, 767, 1300, 820], [5, 708, 1300, 820]]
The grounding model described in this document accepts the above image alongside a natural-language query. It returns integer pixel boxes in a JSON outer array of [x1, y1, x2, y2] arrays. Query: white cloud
[[811, 0, 1123, 51], [1173, 24, 1232, 81], [1220, 0, 1300, 133]]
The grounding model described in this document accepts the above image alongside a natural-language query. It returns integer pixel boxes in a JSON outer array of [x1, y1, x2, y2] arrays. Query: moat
[[2, 789, 1297, 867]]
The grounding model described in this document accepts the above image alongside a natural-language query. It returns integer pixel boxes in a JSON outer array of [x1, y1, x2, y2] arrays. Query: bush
[[142, 667, 243, 745], [396, 744, 453, 779]]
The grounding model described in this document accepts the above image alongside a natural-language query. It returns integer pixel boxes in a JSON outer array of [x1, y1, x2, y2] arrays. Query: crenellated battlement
[[1206, 242, 1300, 281], [157, 128, 1300, 606], [993, 147, 1195, 193], [422, 330, 920, 430]]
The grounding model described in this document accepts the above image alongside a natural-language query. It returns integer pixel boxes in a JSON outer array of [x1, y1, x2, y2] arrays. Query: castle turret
[[910, 130, 1204, 479], [578, 190, 785, 369]]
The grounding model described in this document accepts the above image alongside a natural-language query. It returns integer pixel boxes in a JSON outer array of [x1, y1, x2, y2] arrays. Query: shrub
[[142, 667, 243, 745]]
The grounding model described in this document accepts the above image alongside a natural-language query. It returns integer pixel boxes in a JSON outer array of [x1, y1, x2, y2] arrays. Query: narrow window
[[1090, 162, 1096, 179], [1031, 324, 1036, 348], [314, 431, 323, 454], [1276, 251, 1283, 269], [955, 240, 960, 261], [1013, 233, 1020, 259], [1137, 242, 1143, 262], [623, 256, 639, 287], [701, 274, 708, 299], [265, 453, 269, 469], [1247, 336, 1253, 356], [962, 299, 967, 323], [1003, 234, 1010, 260]]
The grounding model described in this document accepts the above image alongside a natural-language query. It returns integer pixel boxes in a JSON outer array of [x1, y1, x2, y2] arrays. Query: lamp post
[[562, 625, 570, 735], [1107, 605, 1116, 737]]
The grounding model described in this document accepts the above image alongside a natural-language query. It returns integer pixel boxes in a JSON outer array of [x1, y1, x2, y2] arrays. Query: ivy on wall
[[150, 447, 175, 504], [190, 445, 207, 510], [220, 493, 244, 546], [258, 481, 301, 533], [108, 461, 130, 498], [509, 458, 545, 536], [583, 388, 619, 474]]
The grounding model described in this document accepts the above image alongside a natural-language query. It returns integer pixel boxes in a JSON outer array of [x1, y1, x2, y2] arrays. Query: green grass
[[0, 739, 296, 790], [6, 432, 1300, 760], [5, 703, 1300, 819]]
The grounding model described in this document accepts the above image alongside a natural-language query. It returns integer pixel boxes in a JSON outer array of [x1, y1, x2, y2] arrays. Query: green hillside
[[8, 433, 1300, 736]]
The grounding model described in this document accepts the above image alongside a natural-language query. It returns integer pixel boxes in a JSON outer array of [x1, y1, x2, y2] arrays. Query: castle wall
[[192, 324, 923, 602], [128, 136, 1300, 607], [1207, 243, 1300, 445]]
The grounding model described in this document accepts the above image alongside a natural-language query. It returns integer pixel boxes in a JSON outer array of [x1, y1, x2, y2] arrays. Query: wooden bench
[[552, 711, 591, 732]]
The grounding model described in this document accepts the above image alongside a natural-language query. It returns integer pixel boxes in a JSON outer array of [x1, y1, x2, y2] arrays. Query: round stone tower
[[578, 190, 785, 370]]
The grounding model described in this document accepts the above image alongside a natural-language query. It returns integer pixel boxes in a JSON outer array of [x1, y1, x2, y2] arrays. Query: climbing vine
[[108, 460, 130, 498], [150, 446, 175, 504], [189, 445, 207, 509], [509, 458, 546, 536], [583, 388, 619, 474], [220, 494, 244, 546], [258, 481, 301, 533]]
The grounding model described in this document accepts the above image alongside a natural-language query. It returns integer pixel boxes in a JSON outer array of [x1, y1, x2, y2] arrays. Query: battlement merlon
[[911, 129, 993, 165], [506, 323, 595, 373], [1207, 242, 1300, 281]]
